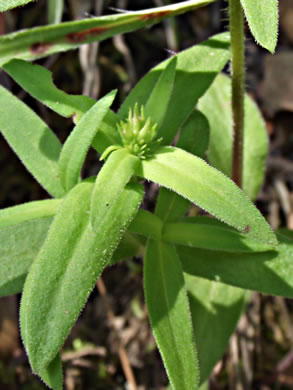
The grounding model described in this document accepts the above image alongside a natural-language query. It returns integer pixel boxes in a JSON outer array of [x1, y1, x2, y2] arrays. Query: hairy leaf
[[0, 0, 36, 12], [163, 220, 274, 252], [90, 149, 140, 230], [39, 354, 63, 390], [144, 240, 199, 389], [145, 57, 177, 128], [155, 188, 190, 223], [128, 209, 163, 240], [198, 73, 268, 201], [20, 179, 143, 373], [177, 110, 210, 159], [120, 32, 230, 145], [0, 0, 215, 65], [0, 86, 65, 198], [59, 90, 117, 191], [240, 0, 279, 53], [179, 233, 293, 298], [137, 146, 277, 246], [185, 274, 245, 383], [3, 59, 95, 122]]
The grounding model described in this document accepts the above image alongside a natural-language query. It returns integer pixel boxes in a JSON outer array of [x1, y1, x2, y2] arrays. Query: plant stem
[[229, 0, 245, 188]]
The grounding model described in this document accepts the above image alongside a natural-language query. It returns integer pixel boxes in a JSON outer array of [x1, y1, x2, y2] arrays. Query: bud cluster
[[117, 103, 161, 159]]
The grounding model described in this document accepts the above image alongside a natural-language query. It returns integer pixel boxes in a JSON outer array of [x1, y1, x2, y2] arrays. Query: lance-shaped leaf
[[0, 86, 65, 198], [0, 200, 61, 297], [144, 240, 199, 390], [128, 209, 163, 240], [177, 110, 210, 159], [90, 149, 140, 230], [0, 0, 36, 12], [185, 274, 245, 383], [0, 0, 215, 66], [198, 73, 268, 201], [240, 0, 279, 53], [154, 110, 210, 224], [179, 233, 293, 298], [120, 32, 230, 145], [59, 90, 117, 192], [136, 146, 277, 246], [3, 59, 95, 123], [111, 232, 145, 264], [39, 354, 63, 390], [163, 220, 274, 252], [20, 179, 143, 373], [145, 57, 177, 128]]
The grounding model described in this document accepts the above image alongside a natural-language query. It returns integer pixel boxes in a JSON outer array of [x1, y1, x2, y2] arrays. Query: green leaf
[[90, 149, 140, 230], [155, 188, 190, 223], [128, 209, 163, 240], [3, 59, 95, 122], [145, 57, 177, 128], [137, 146, 277, 246], [48, 0, 64, 24], [20, 179, 143, 373], [39, 354, 63, 390], [198, 73, 268, 201], [0, 0, 215, 65], [120, 32, 230, 145], [163, 219, 274, 252], [58, 90, 117, 191], [0, 199, 61, 228], [185, 274, 245, 383], [111, 232, 145, 264], [240, 0, 279, 53], [177, 110, 210, 159], [0, 86, 65, 198], [0, 200, 61, 296], [0, 0, 36, 12], [144, 240, 199, 389], [179, 233, 293, 298]]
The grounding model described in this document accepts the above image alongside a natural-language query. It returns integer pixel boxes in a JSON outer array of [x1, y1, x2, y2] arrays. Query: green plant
[[0, 1, 286, 389]]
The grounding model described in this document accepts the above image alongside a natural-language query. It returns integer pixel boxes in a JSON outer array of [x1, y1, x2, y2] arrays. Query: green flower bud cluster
[[117, 103, 161, 159]]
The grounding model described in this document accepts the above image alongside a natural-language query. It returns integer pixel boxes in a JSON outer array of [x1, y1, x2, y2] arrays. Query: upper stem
[[229, 0, 245, 188]]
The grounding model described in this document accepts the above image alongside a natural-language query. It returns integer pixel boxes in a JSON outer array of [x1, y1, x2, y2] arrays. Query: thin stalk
[[229, 0, 245, 188]]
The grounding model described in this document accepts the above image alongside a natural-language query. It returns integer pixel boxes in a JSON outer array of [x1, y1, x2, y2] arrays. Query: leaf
[[90, 149, 140, 230], [0, 0, 215, 65], [111, 232, 145, 264], [0, 200, 61, 296], [155, 188, 190, 223], [177, 110, 210, 159], [3, 59, 95, 122], [48, 0, 64, 24], [163, 219, 275, 252], [240, 0, 279, 53], [0, 0, 36, 12], [145, 57, 177, 128], [128, 209, 163, 240], [137, 146, 277, 246], [198, 73, 268, 201], [120, 32, 231, 145], [185, 273, 245, 383], [39, 354, 63, 390], [20, 179, 143, 373], [179, 233, 293, 298], [58, 90, 117, 191], [144, 240, 199, 389], [0, 86, 65, 198]]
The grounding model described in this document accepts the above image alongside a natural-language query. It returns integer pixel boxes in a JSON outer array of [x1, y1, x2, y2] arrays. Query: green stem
[[229, 0, 245, 188]]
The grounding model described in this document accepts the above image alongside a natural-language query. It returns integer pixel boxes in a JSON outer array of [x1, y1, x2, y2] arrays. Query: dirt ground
[[1, 0, 293, 389]]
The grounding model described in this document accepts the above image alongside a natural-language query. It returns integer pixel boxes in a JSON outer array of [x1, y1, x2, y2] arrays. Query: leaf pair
[[20, 179, 144, 380]]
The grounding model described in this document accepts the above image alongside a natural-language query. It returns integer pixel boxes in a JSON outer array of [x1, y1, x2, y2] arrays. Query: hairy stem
[[229, 0, 245, 188]]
